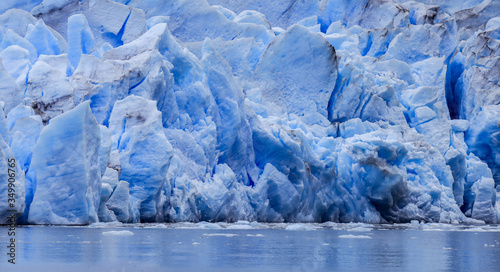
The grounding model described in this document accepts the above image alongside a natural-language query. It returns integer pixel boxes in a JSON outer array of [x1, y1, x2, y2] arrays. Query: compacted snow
[[0, 0, 499, 225]]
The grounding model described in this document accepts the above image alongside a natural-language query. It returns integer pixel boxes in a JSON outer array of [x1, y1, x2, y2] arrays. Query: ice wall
[[0, 0, 498, 225]]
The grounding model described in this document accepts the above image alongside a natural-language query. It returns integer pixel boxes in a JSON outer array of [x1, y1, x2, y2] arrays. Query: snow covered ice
[[0, 0, 499, 225]]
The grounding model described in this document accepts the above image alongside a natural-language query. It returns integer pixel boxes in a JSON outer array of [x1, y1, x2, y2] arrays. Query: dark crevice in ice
[[445, 55, 465, 119]]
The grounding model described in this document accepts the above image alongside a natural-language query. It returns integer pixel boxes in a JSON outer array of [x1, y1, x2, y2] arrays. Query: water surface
[[1, 223, 499, 271]]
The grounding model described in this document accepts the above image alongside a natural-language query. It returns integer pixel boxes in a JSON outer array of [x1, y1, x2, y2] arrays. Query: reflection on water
[[0, 225, 499, 271]]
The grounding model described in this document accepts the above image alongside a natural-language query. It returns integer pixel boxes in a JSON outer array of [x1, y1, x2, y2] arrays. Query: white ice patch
[[338, 234, 372, 239], [203, 233, 238, 237], [147, 224, 169, 228], [285, 224, 316, 231], [102, 230, 134, 236], [347, 227, 373, 232], [227, 224, 253, 230], [442, 247, 456, 250], [89, 222, 125, 228], [197, 222, 223, 229]]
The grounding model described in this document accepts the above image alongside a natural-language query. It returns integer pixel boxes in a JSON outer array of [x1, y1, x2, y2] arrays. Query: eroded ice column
[[27, 101, 102, 225], [108, 95, 173, 222], [0, 103, 25, 224]]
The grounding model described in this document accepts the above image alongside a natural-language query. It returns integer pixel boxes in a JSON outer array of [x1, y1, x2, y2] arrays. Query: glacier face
[[0, 0, 499, 225]]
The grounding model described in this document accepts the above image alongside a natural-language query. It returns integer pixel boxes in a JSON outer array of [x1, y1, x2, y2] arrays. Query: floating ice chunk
[[102, 230, 134, 236], [203, 233, 238, 237], [247, 234, 265, 237], [196, 222, 223, 229], [28, 101, 101, 225], [226, 224, 253, 230], [338, 234, 372, 239], [88, 221, 124, 228], [285, 224, 315, 231], [347, 227, 373, 232]]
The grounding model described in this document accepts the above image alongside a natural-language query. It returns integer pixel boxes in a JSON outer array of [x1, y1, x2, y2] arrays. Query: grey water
[[1, 223, 499, 272]]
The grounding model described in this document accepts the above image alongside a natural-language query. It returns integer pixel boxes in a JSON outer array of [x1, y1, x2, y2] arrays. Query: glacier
[[0, 0, 499, 225]]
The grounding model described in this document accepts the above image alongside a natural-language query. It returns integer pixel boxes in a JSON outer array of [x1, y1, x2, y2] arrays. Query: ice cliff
[[0, 0, 499, 225]]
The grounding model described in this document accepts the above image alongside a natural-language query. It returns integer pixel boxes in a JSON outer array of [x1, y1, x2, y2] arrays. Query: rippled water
[[1, 222, 499, 271]]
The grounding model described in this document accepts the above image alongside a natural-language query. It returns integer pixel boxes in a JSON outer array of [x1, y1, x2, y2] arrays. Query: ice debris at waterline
[[0, 0, 499, 225]]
